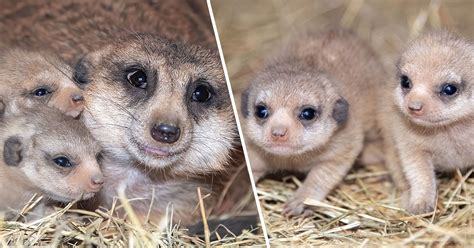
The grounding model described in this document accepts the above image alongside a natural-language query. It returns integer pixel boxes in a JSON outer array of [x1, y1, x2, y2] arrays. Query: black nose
[[151, 123, 181, 144]]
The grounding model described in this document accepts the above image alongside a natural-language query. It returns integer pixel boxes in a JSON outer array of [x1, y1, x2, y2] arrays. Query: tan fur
[[0, 49, 83, 117], [378, 31, 474, 214], [0, 106, 102, 221], [241, 30, 385, 216]]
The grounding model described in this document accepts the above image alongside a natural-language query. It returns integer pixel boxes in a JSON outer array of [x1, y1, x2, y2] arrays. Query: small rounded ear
[[240, 88, 250, 118], [72, 56, 92, 88], [3, 136, 23, 166], [332, 98, 349, 126]]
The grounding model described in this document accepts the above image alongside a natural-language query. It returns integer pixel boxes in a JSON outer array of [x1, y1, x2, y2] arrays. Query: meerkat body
[[241, 30, 385, 216], [0, 106, 103, 220], [379, 31, 474, 214], [0, 49, 84, 117]]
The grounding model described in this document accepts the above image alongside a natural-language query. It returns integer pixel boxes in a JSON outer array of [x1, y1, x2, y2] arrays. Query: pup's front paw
[[406, 196, 436, 215], [282, 195, 307, 217]]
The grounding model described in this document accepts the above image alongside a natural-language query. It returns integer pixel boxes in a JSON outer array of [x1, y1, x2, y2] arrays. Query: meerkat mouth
[[44, 191, 96, 203], [140, 144, 174, 157], [408, 115, 450, 126], [263, 143, 301, 155]]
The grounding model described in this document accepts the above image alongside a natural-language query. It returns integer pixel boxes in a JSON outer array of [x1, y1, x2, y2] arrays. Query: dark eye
[[126, 69, 147, 89], [299, 107, 317, 121], [255, 105, 269, 119], [192, 84, 213, 102], [440, 83, 458, 96], [32, 87, 51, 97], [400, 75, 411, 89], [53, 156, 74, 168]]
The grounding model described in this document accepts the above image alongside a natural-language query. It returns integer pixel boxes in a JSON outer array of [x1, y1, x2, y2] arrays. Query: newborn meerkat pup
[[0, 49, 84, 117], [379, 31, 474, 214], [0, 106, 103, 220], [241, 30, 385, 216]]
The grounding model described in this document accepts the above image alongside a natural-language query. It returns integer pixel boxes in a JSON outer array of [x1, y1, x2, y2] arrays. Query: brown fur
[[0, 106, 102, 221], [241, 30, 385, 216], [0, 49, 83, 117], [0, 0, 215, 63], [378, 31, 474, 214]]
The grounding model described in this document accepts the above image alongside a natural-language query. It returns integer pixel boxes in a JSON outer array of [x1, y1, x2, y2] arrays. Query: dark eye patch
[[110, 62, 157, 104], [185, 78, 229, 122]]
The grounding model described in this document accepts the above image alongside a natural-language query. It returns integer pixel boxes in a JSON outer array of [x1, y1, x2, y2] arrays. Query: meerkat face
[[241, 70, 349, 156], [2, 109, 103, 202], [0, 50, 84, 118], [75, 34, 236, 175], [395, 32, 474, 127]]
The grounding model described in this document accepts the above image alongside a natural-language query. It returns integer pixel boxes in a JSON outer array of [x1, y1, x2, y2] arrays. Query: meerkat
[[0, 106, 103, 220], [378, 31, 474, 214], [240, 30, 385, 216], [74, 33, 241, 226], [0, 49, 84, 117]]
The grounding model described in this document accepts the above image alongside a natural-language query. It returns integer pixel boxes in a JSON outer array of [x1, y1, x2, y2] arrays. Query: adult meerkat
[[0, 106, 103, 220], [74, 34, 240, 226], [379, 31, 474, 214], [0, 49, 84, 117], [240, 30, 385, 216]]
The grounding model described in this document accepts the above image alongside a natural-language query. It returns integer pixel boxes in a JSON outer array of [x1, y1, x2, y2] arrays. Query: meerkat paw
[[282, 195, 309, 217], [406, 197, 436, 215]]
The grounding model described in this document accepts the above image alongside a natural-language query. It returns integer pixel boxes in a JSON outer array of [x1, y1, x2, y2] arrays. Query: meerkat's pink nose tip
[[271, 127, 288, 142], [88, 174, 104, 192], [408, 101, 424, 115]]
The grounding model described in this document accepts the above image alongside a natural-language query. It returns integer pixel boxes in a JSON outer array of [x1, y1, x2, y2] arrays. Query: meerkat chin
[[378, 30, 474, 215], [240, 30, 385, 216]]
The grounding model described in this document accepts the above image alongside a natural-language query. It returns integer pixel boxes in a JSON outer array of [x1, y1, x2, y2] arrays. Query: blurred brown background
[[211, 0, 474, 95]]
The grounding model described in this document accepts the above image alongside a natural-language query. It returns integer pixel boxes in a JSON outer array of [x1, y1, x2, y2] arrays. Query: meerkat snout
[[151, 123, 181, 144], [271, 126, 288, 142], [407, 100, 424, 114], [88, 173, 104, 192]]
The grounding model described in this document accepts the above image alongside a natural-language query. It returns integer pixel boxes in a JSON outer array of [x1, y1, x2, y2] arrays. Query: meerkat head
[[0, 49, 84, 118], [1, 107, 103, 202], [395, 31, 474, 127], [74, 34, 236, 175], [241, 64, 349, 157]]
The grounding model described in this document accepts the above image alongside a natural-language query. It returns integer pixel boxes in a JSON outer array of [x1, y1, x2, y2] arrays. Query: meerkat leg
[[400, 150, 437, 214], [247, 149, 268, 182], [383, 134, 408, 191], [282, 157, 354, 216]]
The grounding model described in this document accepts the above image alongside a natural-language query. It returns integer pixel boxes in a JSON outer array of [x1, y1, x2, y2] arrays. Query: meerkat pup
[[240, 30, 385, 216], [378, 31, 474, 214], [0, 106, 103, 220], [0, 49, 84, 117]]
